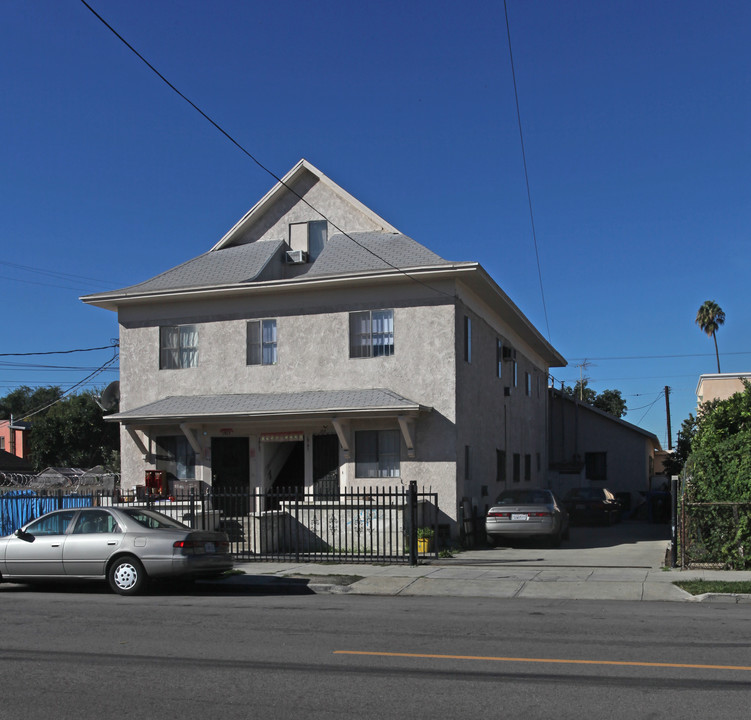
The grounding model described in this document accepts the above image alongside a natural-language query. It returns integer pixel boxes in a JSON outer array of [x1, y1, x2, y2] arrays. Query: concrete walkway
[[219, 523, 751, 603]]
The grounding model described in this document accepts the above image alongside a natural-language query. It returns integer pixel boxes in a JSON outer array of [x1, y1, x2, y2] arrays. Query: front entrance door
[[211, 437, 250, 515], [313, 434, 340, 499]]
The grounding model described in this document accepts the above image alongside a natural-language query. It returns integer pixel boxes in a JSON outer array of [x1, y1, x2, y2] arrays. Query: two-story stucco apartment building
[[82, 160, 566, 532]]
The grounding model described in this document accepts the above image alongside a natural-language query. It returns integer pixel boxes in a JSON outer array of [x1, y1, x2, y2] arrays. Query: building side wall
[[453, 285, 551, 520], [548, 395, 654, 502]]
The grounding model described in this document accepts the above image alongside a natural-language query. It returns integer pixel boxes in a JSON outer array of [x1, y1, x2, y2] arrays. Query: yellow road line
[[334, 650, 751, 672]]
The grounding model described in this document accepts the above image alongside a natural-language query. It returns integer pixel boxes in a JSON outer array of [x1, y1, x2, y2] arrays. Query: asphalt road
[[2, 585, 751, 719]]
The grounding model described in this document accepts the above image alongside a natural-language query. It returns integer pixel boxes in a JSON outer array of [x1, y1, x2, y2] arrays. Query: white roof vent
[[286, 249, 308, 265]]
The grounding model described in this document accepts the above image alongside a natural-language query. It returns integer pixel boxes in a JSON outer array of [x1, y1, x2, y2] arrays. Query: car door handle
[[107, 542, 118, 546], [51, 543, 60, 547]]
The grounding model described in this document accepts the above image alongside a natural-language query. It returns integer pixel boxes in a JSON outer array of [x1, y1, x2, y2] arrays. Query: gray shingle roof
[[107, 388, 429, 422], [84, 232, 454, 302], [92, 240, 284, 298], [305, 232, 451, 277]]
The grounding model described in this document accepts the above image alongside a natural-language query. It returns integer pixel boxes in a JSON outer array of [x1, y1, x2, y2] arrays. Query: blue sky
[[2, 0, 749, 446]]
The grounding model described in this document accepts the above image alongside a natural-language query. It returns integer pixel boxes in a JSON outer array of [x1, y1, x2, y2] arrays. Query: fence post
[[408, 481, 418, 567], [189, 487, 196, 529], [670, 476, 678, 568]]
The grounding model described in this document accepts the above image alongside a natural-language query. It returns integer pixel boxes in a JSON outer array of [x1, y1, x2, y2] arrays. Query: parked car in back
[[563, 487, 622, 525], [0, 506, 233, 595], [486, 489, 569, 547]]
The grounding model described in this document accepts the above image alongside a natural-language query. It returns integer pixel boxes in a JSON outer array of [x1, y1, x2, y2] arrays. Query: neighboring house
[[0, 449, 34, 475], [82, 159, 566, 534], [696, 373, 751, 406], [0, 419, 31, 460], [548, 388, 663, 509]]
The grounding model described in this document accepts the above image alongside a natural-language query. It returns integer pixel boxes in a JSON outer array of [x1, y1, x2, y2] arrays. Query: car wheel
[[562, 523, 570, 541], [486, 534, 498, 548], [549, 529, 563, 548], [108, 556, 147, 596]]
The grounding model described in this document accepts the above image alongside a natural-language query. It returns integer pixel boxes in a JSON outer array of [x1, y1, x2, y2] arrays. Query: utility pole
[[664, 386, 672, 450], [575, 360, 593, 401]]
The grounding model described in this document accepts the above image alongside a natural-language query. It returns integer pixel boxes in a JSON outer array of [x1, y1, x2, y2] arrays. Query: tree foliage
[[695, 300, 725, 373], [28, 391, 120, 471], [685, 383, 751, 503], [0, 385, 62, 420], [661, 413, 697, 477], [0, 386, 119, 472], [562, 380, 627, 418]]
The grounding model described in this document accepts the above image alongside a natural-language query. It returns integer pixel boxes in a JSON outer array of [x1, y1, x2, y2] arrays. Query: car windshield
[[120, 508, 188, 530], [495, 490, 552, 505]]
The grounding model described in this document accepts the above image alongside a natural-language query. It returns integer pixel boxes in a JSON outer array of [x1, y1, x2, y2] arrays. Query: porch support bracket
[[331, 418, 351, 460], [398, 416, 416, 459], [125, 425, 152, 462], [180, 423, 202, 455]]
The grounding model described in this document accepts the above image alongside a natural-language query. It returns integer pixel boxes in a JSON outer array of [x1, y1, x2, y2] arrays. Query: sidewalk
[[217, 525, 751, 603]]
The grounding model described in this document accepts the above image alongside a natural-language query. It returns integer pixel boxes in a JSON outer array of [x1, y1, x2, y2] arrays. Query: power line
[[78, 0, 455, 302], [0, 344, 118, 358], [503, 0, 551, 341], [568, 351, 751, 362], [0, 260, 118, 289], [16, 354, 120, 421]]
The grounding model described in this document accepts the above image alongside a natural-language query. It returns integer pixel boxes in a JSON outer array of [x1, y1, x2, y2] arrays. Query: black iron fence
[[1, 482, 440, 564]]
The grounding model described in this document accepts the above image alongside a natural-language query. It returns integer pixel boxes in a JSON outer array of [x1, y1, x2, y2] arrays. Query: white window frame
[[349, 310, 394, 358], [247, 319, 278, 366], [160, 325, 198, 370]]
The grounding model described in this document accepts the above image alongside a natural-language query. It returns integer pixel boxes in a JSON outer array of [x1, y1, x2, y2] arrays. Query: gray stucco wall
[[116, 279, 460, 519], [453, 283, 551, 521]]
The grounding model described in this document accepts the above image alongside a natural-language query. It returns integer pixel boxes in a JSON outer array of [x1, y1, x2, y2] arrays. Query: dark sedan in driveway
[[0, 506, 233, 595], [486, 489, 569, 547], [563, 487, 622, 525]]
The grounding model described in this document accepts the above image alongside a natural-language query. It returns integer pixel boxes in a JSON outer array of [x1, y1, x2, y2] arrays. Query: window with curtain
[[247, 319, 277, 365], [160, 325, 198, 369], [355, 429, 400, 478], [349, 310, 394, 358]]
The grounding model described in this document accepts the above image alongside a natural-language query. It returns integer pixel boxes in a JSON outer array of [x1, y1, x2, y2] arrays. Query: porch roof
[[106, 388, 430, 425]]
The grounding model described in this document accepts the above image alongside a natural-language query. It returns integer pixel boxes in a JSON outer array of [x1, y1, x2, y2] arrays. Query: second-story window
[[350, 310, 394, 358], [160, 325, 198, 369], [463, 316, 472, 363], [247, 319, 277, 365]]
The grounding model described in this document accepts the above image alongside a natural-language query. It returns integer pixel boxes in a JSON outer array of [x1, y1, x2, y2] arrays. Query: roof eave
[[80, 263, 474, 311]]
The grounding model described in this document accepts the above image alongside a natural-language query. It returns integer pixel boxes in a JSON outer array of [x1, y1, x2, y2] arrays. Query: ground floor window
[[355, 429, 400, 478], [585, 452, 607, 481], [156, 436, 196, 480]]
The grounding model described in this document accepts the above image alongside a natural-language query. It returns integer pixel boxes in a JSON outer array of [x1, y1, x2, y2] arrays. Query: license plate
[[204, 542, 215, 553], [511, 513, 528, 521]]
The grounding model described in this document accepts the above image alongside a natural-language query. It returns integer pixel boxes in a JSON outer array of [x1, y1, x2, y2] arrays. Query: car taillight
[[173, 540, 199, 554], [528, 512, 551, 517], [488, 511, 510, 518]]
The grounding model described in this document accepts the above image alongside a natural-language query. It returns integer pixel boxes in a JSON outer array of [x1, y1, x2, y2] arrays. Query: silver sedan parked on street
[[486, 489, 569, 547], [0, 506, 233, 595]]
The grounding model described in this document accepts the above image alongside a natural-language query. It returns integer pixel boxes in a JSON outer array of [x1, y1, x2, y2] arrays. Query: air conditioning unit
[[502, 346, 516, 361], [286, 249, 308, 265]]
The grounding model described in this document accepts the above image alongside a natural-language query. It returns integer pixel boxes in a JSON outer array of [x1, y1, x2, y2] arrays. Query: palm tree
[[696, 300, 725, 373]]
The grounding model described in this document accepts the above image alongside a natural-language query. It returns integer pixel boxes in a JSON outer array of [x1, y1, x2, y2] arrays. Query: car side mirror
[[14, 529, 34, 542]]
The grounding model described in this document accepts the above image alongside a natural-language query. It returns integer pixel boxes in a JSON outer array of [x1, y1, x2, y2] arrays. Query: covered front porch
[[107, 388, 432, 498]]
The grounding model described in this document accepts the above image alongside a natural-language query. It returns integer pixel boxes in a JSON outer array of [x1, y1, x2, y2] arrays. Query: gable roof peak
[[211, 159, 399, 251]]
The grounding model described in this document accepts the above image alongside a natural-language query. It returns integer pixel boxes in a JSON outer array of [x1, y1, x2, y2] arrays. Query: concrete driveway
[[458, 521, 670, 569]]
